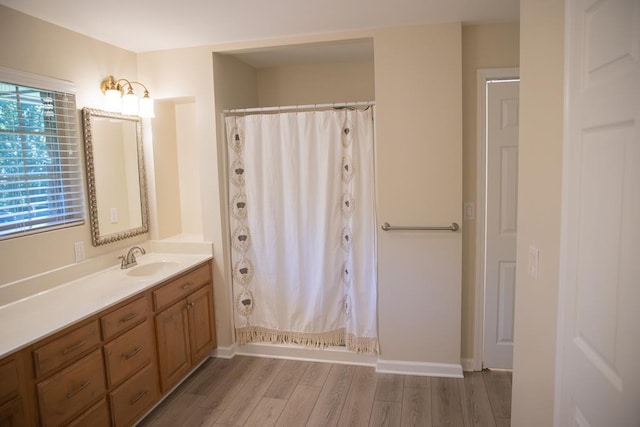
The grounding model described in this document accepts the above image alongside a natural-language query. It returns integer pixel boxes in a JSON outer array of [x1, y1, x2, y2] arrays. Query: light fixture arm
[[99, 75, 155, 118], [127, 81, 151, 98], [100, 76, 149, 96]]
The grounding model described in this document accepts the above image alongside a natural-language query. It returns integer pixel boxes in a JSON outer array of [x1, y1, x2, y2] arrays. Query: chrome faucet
[[119, 246, 146, 269]]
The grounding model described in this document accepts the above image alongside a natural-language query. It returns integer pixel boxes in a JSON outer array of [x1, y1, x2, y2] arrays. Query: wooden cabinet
[[0, 352, 32, 427], [101, 299, 159, 427], [0, 396, 24, 427], [152, 263, 211, 311], [0, 259, 214, 427], [36, 349, 106, 427], [32, 296, 155, 427], [103, 320, 154, 387], [33, 321, 100, 379], [155, 298, 191, 392], [100, 297, 147, 341], [109, 364, 159, 427], [154, 263, 216, 392], [187, 285, 217, 364], [65, 399, 110, 427]]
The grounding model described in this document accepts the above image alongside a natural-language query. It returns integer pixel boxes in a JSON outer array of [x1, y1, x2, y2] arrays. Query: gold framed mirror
[[82, 108, 149, 246]]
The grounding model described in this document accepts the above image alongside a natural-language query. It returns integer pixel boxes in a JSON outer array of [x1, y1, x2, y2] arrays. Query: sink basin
[[126, 261, 179, 277]]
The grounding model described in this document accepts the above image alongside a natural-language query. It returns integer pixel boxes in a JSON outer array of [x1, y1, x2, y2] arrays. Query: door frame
[[473, 67, 520, 371]]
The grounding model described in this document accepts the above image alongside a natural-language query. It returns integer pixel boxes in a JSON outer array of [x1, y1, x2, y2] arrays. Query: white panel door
[[557, 0, 640, 425], [484, 80, 519, 369]]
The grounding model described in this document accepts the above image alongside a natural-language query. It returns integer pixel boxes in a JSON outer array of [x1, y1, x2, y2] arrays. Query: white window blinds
[[0, 67, 85, 239]]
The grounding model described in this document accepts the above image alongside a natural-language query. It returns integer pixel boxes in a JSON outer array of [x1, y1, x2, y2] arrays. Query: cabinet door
[[155, 300, 190, 393], [0, 397, 24, 427], [187, 285, 216, 365]]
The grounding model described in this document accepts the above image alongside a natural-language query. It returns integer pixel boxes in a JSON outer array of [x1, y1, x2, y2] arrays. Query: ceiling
[[229, 39, 376, 69], [0, 0, 519, 54]]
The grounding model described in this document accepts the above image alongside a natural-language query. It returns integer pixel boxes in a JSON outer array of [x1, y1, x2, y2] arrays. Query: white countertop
[[0, 252, 212, 358]]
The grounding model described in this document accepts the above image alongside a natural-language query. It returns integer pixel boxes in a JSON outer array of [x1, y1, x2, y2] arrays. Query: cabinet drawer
[[65, 398, 110, 427], [101, 296, 147, 341], [153, 263, 211, 311], [110, 364, 159, 427], [0, 359, 18, 403], [103, 320, 154, 387], [33, 321, 100, 379], [37, 349, 106, 427]]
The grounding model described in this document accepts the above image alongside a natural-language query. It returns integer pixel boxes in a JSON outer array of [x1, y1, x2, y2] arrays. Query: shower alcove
[[146, 39, 376, 363], [213, 39, 377, 362]]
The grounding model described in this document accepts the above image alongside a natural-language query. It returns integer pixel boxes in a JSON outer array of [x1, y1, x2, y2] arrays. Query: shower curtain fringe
[[235, 326, 379, 355]]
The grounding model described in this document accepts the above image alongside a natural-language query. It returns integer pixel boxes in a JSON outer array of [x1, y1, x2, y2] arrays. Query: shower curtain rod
[[224, 101, 375, 114]]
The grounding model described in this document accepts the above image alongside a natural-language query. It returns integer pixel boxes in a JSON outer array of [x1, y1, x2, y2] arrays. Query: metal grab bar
[[381, 222, 459, 232]]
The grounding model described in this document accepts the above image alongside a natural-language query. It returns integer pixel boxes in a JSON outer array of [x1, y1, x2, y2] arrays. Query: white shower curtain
[[225, 108, 378, 354]]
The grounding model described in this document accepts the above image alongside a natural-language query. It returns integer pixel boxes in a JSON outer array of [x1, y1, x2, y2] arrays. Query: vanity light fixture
[[100, 75, 155, 118]]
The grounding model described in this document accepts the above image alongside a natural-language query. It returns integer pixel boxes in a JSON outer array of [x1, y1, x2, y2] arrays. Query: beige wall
[[175, 101, 203, 235], [0, 6, 146, 284], [211, 53, 259, 346], [152, 100, 182, 239], [511, 0, 564, 425], [375, 23, 462, 363], [257, 60, 375, 106], [460, 23, 520, 359], [138, 46, 231, 345]]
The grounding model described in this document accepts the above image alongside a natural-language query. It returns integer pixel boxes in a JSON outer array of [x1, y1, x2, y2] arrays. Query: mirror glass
[[82, 108, 149, 246]]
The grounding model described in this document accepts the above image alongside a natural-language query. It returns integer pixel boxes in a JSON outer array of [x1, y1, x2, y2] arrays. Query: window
[[0, 67, 85, 239]]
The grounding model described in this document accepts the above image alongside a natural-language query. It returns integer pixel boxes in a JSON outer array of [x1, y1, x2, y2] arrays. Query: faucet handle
[[118, 255, 127, 269]]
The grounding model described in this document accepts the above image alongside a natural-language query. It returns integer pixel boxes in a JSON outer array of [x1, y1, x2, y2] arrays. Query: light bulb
[[104, 89, 122, 112], [139, 95, 155, 118], [121, 92, 139, 116]]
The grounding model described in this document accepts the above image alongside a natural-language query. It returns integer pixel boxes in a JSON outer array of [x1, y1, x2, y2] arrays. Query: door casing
[[473, 67, 520, 371]]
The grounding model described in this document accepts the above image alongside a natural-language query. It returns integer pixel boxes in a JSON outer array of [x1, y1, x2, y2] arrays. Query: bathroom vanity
[[0, 254, 215, 427]]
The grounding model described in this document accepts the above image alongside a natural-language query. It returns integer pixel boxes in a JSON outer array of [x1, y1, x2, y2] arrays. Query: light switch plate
[[463, 202, 475, 220], [528, 245, 539, 279], [74, 241, 85, 263], [110, 207, 119, 224]]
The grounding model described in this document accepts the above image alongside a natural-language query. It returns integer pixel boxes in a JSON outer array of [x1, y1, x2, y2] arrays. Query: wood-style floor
[[138, 356, 511, 427]]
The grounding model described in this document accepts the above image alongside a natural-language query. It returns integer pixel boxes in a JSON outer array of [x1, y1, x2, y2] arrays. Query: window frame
[[0, 67, 85, 240]]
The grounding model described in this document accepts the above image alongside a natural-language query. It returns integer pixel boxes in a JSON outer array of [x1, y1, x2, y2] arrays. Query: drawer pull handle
[[122, 346, 142, 360], [129, 391, 147, 405], [62, 340, 86, 355], [187, 302, 195, 309], [181, 282, 194, 290], [120, 312, 139, 323], [66, 380, 91, 399]]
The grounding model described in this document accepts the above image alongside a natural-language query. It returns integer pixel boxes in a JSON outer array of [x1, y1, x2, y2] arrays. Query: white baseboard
[[234, 343, 378, 366], [376, 359, 463, 378], [212, 345, 236, 359], [211, 343, 463, 378], [461, 358, 476, 372]]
